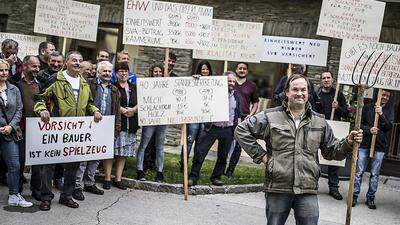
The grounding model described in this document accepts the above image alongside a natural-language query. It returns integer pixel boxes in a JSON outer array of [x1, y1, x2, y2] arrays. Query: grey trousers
[[75, 160, 99, 189]]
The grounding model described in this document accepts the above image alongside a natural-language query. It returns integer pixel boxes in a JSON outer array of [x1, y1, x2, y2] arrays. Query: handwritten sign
[[137, 76, 229, 126], [261, 36, 329, 66], [123, 0, 213, 49], [34, 0, 100, 42], [318, 120, 350, 167], [0, 32, 46, 58], [193, 19, 264, 63], [25, 116, 115, 165], [338, 40, 400, 91], [317, 0, 385, 42]]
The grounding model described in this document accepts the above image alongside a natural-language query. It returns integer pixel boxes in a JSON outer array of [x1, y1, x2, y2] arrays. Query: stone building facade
[[1, 0, 400, 174]]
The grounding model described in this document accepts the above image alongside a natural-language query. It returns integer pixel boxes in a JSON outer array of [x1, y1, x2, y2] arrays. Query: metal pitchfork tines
[[351, 50, 392, 88], [345, 50, 391, 225]]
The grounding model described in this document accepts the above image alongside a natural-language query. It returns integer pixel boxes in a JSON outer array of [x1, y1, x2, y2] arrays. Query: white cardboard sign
[[25, 116, 115, 165], [338, 40, 400, 91], [317, 0, 385, 42], [318, 120, 350, 167], [193, 19, 264, 63], [0, 32, 46, 58], [123, 0, 213, 49], [137, 76, 229, 126], [261, 35, 329, 66], [34, 0, 100, 42]]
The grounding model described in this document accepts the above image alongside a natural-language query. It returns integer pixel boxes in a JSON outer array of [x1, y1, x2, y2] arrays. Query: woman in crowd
[[103, 62, 139, 190], [179, 60, 213, 171], [136, 64, 167, 182], [0, 59, 32, 207]]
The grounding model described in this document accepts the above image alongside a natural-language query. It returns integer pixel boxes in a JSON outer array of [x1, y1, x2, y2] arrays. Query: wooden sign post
[[330, 82, 340, 120]]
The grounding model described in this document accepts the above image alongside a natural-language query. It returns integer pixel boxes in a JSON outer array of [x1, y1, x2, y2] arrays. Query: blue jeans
[[180, 123, 202, 164], [353, 148, 385, 201], [0, 137, 21, 195], [266, 193, 319, 225], [137, 125, 167, 172]]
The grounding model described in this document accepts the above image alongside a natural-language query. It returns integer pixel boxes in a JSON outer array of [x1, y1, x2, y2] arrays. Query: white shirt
[[63, 71, 80, 103]]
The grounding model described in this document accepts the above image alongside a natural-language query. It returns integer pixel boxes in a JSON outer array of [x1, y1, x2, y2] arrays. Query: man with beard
[[167, 52, 177, 77], [235, 74, 363, 225], [353, 90, 393, 209], [37, 51, 64, 86], [225, 62, 259, 178], [37, 41, 55, 70], [315, 71, 349, 200], [15, 55, 40, 195], [34, 51, 102, 211]]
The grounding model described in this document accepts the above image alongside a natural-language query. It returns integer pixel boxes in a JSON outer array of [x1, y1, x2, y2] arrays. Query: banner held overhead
[[34, 0, 100, 42], [193, 19, 264, 63], [123, 0, 213, 50], [317, 0, 385, 42], [261, 35, 329, 66]]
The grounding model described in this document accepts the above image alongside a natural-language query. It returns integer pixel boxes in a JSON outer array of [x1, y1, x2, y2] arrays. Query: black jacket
[[116, 82, 139, 133], [316, 87, 348, 120], [360, 103, 394, 151]]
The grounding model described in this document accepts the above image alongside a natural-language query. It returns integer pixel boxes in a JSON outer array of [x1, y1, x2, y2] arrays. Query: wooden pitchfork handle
[[346, 84, 365, 225], [369, 89, 383, 158]]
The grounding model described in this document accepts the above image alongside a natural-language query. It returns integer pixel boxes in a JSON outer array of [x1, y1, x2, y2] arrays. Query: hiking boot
[[366, 199, 377, 209], [136, 170, 146, 181], [8, 194, 33, 208], [84, 185, 104, 195], [211, 179, 224, 186], [103, 180, 111, 190], [329, 189, 343, 200], [155, 172, 164, 183], [72, 189, 85, 201], [112, 181, 127, 190], [59, 198, 79, 208], [39, 200, 51, 211]]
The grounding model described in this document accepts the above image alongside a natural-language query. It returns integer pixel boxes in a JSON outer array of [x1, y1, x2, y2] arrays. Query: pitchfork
[[345, 50, 391, 225]]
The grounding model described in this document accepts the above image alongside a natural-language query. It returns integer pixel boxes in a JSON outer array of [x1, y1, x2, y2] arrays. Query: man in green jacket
[[34, 51, 102, 211], [234, 74, 363, 225]]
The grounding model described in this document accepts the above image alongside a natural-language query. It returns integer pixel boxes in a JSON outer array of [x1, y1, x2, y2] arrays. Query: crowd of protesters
[[0, 38, 393, 223], [0, 38, 256, 211]]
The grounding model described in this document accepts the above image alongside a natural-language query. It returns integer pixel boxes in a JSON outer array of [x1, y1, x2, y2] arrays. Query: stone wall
[[2, 0, 400, 79]]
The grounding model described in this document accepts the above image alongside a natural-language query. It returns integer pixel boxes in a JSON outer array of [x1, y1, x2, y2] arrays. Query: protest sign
[[317, 0, 385, 42], [123, 0, 213, 49], [137, 76, 229, 126], [0, 32, 46, 58], [261, 35, 329, 66], [34, 0, 100, 42], [25, 116, 115, 165], [192, 19, 264, 63], [338, 40, 400, 91], [318, 120, 350, 167]]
